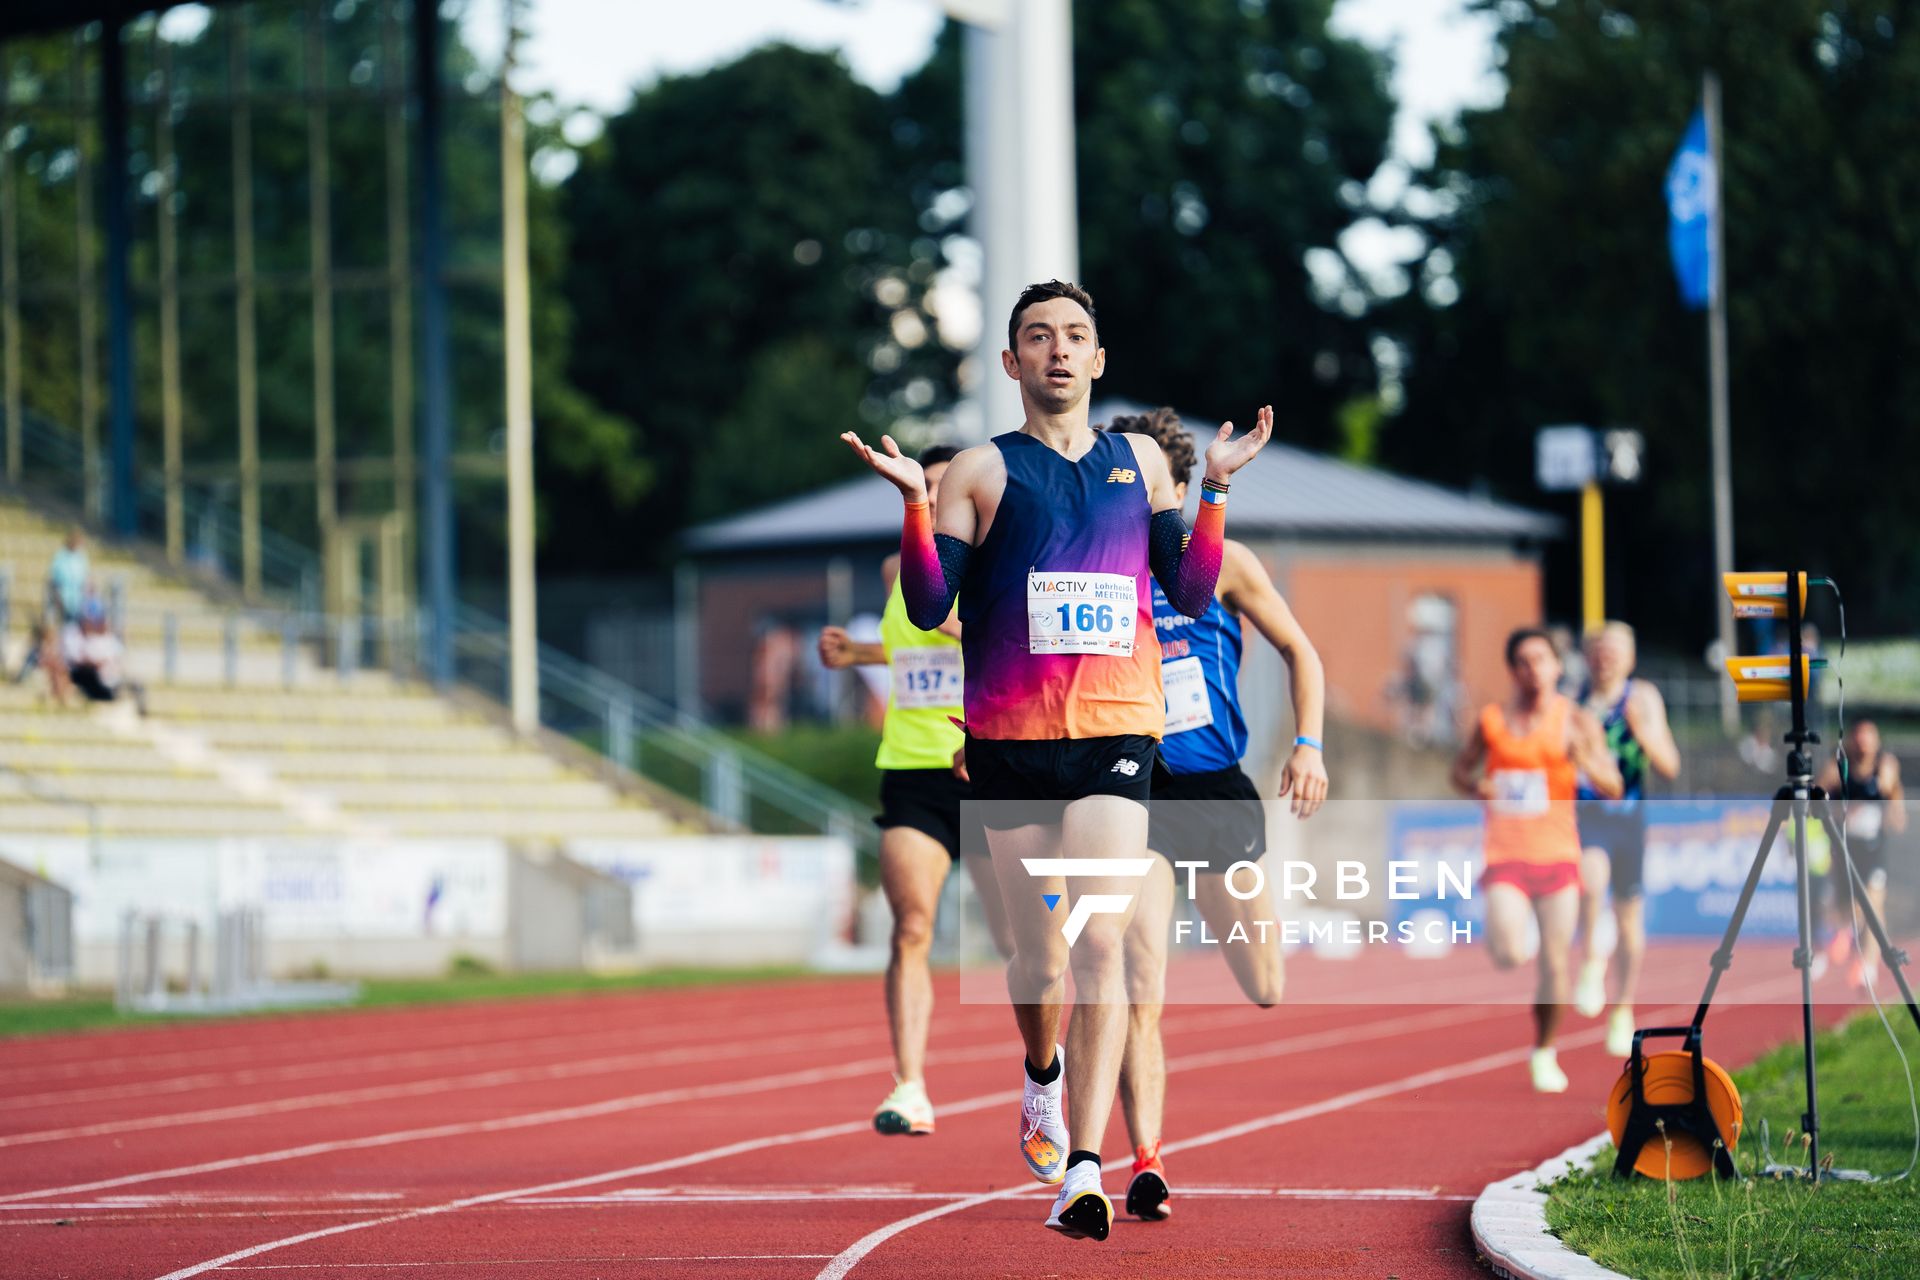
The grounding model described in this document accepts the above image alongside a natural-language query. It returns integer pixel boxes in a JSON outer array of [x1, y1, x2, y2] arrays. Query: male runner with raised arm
[[1451, 628, 1622, 1092], [841, 280, 1270, 1240], [817, 444, 1016, 1138], [1107, 408, 1329, 1221]]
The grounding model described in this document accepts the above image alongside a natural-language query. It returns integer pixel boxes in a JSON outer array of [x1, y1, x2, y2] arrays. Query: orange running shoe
[[1019, 1046, 1068, 1183], [1126, 1139, 1171, 1220]]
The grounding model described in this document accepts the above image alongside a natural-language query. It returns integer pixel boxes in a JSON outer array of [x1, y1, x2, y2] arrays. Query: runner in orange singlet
[[1451, 628, 1621, 1092]]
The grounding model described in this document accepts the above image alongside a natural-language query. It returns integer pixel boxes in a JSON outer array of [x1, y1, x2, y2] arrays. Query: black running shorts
[[963, 734, 1158, 829], [1577, 802, 1648, 899], [875, 768, 976, 861], [1148, 763, 1267, 873]]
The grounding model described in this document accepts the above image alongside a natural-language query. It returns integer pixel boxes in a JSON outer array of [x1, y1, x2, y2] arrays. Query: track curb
[[1471, 1131, 1633, 1280]]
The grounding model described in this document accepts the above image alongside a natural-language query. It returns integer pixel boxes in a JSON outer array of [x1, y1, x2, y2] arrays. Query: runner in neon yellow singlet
[[818, 445, 1015, 1138]]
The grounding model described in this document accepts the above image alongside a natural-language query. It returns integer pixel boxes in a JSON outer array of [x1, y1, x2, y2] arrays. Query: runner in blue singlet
[[1106, 408, 1329, 1223]]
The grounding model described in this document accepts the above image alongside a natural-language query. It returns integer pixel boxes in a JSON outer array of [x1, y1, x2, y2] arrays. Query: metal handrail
[[17, 410, 321, 608], [450, 604, 875, 856], [6, 413, 875, 858]]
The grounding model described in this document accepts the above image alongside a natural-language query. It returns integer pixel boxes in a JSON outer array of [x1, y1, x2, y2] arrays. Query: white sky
[[479, 0, 1505, 291], [494, 0, 1503, 164]]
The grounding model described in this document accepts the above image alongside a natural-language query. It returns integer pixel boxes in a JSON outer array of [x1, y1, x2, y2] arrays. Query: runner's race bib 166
[[1026, 572, 1138, 656]]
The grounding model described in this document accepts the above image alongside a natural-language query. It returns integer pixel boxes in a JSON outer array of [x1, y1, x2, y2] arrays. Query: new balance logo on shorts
[[1106, 468, 1137, 484], [1110, 758, 1140, 777]]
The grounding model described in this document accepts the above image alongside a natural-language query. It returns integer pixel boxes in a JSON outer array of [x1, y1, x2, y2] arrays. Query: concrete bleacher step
[[244, 750, 567, 783], [0, 711, 140, 744], [0, 773, 280, 807], [364, 807, 682, 840], [179, 718, 518, 752], [0, 801, 304, 837], [0, 495, 705, 849], [0, 741, 225, 775], [141, 689, 462, 725], [317, 778, 619, 811]]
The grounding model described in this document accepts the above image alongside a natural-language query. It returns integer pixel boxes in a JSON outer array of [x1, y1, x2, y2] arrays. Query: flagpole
[[1704, 70, 1737, 737]]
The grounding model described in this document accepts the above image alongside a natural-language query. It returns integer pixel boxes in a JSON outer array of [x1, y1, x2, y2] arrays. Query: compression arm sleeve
[[900, 500, 972, 631], [1150, 501, 1226, 619]]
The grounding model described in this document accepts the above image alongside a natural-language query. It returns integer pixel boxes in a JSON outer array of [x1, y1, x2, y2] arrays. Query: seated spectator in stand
[[46, 528, 91, 623], [62, 599, 145, 715]]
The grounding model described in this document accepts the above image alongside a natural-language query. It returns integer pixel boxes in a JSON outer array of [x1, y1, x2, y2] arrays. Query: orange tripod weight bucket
[[1606, 1027, 1743, 1179]]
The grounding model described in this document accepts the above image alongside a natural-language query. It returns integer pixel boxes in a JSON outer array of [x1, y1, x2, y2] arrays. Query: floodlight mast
[[952, 0, 1079, 444]]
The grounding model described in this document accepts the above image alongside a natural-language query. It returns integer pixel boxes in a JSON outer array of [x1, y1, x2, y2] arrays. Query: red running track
[[0, 942, 1875, 1280]]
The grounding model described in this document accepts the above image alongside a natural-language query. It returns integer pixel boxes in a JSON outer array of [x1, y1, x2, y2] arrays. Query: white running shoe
[[1530, 1047, 1569, 1094], [1019, 1045, 1069, 1184], [873, 1078, 934, 1136], [1573, 958, 1608, 1018], [1606, 1007, 1635, 1058], [1045, 1159, 1112, 1240]]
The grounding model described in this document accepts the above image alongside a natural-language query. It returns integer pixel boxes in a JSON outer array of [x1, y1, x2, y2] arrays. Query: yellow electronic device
[[1722, 654, 1819, 703], [1722, 571, 1808, 620]]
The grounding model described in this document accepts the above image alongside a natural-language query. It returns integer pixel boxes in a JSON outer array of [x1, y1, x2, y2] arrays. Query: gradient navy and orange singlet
[[958, 431, 1165, 742]]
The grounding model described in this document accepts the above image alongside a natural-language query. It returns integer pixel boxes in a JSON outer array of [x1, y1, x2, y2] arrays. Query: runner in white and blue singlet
[[1107, 408, 1329, 1224]]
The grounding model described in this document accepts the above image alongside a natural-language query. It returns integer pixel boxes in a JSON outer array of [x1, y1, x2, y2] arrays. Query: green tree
[[1070, 0, 1396, 446], [560, 44, 954, 566], [1382, 0, 1920, 640], [1, 11, 642, 581], [888, 4, 1396, 447]]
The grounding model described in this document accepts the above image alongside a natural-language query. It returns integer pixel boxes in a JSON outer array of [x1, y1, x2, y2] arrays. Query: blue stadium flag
[[1665, 109, 1716, 309]]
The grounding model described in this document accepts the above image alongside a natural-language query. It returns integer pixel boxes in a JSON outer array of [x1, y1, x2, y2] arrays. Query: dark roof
[[687, 400, 1561, 554]]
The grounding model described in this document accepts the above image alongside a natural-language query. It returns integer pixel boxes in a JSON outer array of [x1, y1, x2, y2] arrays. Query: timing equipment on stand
[[1609, 570, 1920, 1182]]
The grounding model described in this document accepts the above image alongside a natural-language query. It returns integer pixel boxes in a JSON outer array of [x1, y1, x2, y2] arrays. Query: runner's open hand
[[1201, 405, 1274, 485], [1276, 742, 1329, 819], [840, 431, 927, 503]]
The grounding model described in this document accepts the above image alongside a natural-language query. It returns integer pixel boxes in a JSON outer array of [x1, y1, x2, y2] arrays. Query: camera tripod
[[1614, 570, 1920, 1181]]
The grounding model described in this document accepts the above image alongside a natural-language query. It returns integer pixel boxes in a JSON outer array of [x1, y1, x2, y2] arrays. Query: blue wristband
[[1295, 735, 1323, 752]]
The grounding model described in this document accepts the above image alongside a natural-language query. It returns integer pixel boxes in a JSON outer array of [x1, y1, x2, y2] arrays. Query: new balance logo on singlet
[[1106, 468, 1137, 484]]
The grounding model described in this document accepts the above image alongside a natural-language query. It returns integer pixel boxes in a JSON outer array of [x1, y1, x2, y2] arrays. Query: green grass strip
[[0, 964, 818, 1041], [1545, 1011, 1920, 1279]]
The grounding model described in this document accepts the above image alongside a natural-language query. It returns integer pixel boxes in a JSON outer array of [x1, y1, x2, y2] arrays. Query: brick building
[[684, 403, 1560, 770]]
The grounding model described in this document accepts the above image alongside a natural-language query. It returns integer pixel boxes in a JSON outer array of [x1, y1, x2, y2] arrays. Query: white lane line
[[0, 1188, 1478, 1228], [503, 1185, 1472, 1205], [214, 1257, 836, 1270], [0, 1020, 902, 1148], [0, 1192, 405, 1209], [807, 1052, 1528, 1278], [4, 949, 1483, 1104], [0, 1054, 905, 1206], [0, 999, 916, 1109], [137, 1000, 1521, 1279], [0, 991, 1316, 1205], [811, 972, 1806, 1280], [0, 982, 873, 1088]]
